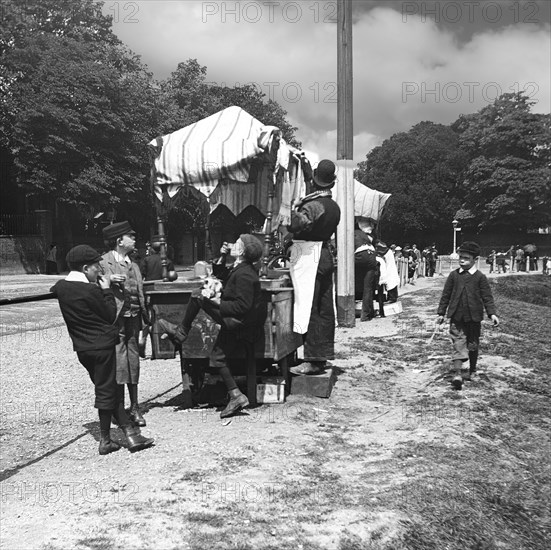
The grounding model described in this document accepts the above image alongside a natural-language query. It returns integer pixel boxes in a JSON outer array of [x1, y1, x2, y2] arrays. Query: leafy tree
[[1, 0, 301, 243], [355, 121, 467, 239], [452, 93, 550, 230], [1, 0, 163, 236]]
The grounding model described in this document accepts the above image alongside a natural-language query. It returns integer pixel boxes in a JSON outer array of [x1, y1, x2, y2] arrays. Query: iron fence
[[0, 214, 40, 236]]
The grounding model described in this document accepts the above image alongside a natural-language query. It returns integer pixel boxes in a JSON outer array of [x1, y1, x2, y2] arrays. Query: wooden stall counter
[[144, 279, 301, 407]]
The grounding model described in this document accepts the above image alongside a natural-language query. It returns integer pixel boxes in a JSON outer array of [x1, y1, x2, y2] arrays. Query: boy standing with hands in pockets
[[437, 241, 499, 390]]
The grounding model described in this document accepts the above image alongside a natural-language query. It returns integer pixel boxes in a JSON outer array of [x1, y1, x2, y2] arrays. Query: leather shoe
[[158, 318, 177, 338], [123, 426, 154, 452], [452, 375, 463, 390], [130, 406, 146, 427], [99, 436, 120, 455], [220, 389, 249, 418], [290, 362, 324, 375], [158, 319, 188, 346]]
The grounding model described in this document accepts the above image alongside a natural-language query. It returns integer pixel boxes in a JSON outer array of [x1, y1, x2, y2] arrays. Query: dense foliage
[[356, 94, 550, 239], [0, 0, 298, 233]]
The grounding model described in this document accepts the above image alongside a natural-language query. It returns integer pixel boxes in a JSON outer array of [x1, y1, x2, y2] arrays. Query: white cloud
[[110, 2, 550, 163]]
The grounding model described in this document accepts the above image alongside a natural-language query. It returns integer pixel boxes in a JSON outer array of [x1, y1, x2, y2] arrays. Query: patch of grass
[[75, 537, 114, 550], [187, 511, 225, 528], [347, 280, 551, 550], [392, 440, 550, 550], [491, 275, 551, 308]]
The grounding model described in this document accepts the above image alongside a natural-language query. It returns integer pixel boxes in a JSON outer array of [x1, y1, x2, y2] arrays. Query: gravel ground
[[2, 269, 540, 549]]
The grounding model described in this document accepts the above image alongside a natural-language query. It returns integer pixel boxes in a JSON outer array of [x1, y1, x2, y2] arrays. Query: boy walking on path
[[437, 241, 499, 390], [51, 245, 154, 455]]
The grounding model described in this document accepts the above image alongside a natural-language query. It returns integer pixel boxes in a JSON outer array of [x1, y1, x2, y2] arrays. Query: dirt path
[[0, 274, 543, 549]]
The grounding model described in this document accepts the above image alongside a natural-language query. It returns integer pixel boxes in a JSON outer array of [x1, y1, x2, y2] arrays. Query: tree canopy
[[356, 93, 550, 239], [452, 93, 550, 231], [1, 0, 299, 235]]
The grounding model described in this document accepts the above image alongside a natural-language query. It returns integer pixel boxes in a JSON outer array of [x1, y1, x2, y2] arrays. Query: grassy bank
[[346, 277, 551, 550]]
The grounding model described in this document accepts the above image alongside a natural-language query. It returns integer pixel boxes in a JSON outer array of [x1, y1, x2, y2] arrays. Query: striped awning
[[148, 106, 279, 203]]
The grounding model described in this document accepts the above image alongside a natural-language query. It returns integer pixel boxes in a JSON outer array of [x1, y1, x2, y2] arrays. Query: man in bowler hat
[[287, 159, 341, 375], [100, 221, 148, 426]]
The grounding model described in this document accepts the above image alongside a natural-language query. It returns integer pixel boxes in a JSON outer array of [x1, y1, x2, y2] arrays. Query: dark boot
[[158, 319, 188, 346], [98, 410, 120, 455], [122, 425, 154, 452], [469, 351, 479, 375], [220, 388, 249, 419], [130, 404, 146, 427], [452, 359, 463, 390], [128, 384, 146, 427], [99, 432, 121, 455]]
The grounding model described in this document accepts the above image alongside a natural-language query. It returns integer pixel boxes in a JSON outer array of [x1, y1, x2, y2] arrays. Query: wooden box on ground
[[382, 301, 402, 316], [256, 377, 286, 403], [355, 300, 402, 317], [290, 368, 336, 398]]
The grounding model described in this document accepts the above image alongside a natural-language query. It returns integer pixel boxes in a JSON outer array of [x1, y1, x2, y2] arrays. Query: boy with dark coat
[[437, 241, 499, 390], [51, 245, 154, 455], [159, 234, 263, 418]]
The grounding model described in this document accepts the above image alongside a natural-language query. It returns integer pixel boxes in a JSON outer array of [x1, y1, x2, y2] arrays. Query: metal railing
[[0, 213, 40, 236]]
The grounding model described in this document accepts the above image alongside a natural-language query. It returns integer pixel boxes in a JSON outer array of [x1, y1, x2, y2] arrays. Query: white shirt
[[459, 265, 477, 275], [113, 250, 131, 264], [65, 271, 90, 283]]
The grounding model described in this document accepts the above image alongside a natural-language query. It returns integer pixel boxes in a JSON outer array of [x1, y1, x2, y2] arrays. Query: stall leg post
[[245, 342, 257, 406], [157, 216, 169, 282], [179, 352, 195, 409]]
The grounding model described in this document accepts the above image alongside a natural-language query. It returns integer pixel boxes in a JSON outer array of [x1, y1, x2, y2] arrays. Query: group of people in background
[[389, 243, 439, 283], [354, 218, 400, 322], [486, 244, 547, 274]]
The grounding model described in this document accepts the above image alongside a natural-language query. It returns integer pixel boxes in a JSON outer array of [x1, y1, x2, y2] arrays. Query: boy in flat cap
[[51, 245, 154, 454], [437, 241, 499, 390], [100, 221, 148, 426], [159, 234, 263, 418]]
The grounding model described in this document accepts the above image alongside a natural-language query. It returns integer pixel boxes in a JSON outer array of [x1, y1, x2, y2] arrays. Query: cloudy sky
[[106, 0, 550, 164]]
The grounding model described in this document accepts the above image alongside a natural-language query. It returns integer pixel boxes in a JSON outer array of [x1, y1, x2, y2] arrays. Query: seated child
[[159, 234, 263, 418]]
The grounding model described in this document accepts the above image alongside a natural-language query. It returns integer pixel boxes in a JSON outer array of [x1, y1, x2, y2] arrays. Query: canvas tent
[[148, 106, 391, 268]]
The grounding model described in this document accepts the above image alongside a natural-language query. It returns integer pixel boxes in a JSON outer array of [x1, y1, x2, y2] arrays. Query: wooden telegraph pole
[[336, 0, 355, 327]]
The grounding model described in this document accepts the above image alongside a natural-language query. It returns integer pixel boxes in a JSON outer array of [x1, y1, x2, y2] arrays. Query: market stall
[[146, 106, 307, 406]]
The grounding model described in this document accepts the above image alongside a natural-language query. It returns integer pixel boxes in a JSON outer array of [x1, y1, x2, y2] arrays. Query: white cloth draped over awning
[[148, 106, 279, 202], [148, 106, 310, 225], [332, 177, 391, 221]]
